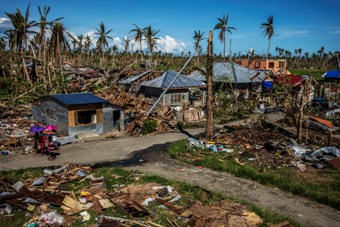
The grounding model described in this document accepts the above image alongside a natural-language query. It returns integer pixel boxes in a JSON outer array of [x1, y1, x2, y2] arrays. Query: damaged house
[[188, 62, 266, 90], [139, 70, 206, 110], [118, 70, 162, 93], [32, 93, 124, 136]]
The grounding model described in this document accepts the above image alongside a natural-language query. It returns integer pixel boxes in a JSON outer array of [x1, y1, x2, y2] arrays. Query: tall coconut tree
[[5, 4, 38, 83], [37, 5, 63, 75], [193, 30, 205, 66], [3, 31, 16, 64], [228, 27, 237, 62], [94, 22, 113, 67], [260, 15, 274, 59], [142, 26, 160, 62], [84, 34, 92, 53], [129, 24, 143, 60], [77, 34, 84, 54], [122, 37, 131, 54], [49, 21, 70, 67], [84, 34, 92, 64], [214, 14, 236, 61]]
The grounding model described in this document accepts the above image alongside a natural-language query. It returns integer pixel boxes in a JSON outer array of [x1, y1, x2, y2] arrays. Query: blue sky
[[1, 0, 339, 56]]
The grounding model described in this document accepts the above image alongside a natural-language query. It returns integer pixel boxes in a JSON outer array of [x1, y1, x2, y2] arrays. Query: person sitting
[[47, 136, 60, 160]]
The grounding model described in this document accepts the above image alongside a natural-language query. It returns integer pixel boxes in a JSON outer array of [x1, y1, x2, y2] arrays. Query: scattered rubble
[[188, 119, 340, 170], [0, 163, 271, 226], [0, 104, 35, 156]]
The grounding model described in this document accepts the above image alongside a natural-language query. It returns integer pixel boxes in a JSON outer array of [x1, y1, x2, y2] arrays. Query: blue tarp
[[323, 71, 340, 79], [262, 81, 273, 89]]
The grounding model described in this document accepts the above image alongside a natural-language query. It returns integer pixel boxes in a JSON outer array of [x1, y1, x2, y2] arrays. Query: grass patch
[[167, 139, 340, 210], [289, 69, 328, 80], [0, 166, 301, 226]]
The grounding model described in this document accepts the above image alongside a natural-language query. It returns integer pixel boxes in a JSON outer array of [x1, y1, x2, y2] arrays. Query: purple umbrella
[[30, 125, 45, 133]]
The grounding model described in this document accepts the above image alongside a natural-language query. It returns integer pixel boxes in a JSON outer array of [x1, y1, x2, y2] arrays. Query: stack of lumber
[[97, 87, 176, 134]]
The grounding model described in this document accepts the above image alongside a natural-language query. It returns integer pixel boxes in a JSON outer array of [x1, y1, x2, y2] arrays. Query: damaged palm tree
[[285, 75, 318, 144]]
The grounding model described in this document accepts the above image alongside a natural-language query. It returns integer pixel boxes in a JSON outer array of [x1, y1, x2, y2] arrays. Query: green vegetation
[[289, 69, 328, 80], [141, 118, 158, 134], [167, 140, 340, 210], [0, 167, 301, 226]]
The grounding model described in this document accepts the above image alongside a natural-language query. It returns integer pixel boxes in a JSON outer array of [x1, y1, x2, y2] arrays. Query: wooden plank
[[96, 109, 103, 124], [68, 111, 75, 127]]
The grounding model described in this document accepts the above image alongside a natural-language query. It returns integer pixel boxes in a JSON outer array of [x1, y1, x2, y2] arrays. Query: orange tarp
[[309, 116, 334, 128]]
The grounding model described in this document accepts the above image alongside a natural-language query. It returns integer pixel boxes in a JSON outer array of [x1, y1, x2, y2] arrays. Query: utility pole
[[146, 54, 195, 117], [206, 30, 213, 140]]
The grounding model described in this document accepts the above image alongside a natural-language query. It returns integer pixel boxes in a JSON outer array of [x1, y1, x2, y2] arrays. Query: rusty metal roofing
[[141, 70, 206, 89]]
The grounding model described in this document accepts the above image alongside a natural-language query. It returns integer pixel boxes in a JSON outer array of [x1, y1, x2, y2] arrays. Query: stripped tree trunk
[[229, 37, 232, 62], [21, 48, 31, 86], [206, 30, 214, 140]]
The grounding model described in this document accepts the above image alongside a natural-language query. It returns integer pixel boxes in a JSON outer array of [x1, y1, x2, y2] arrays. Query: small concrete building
[[32, 93, 124, 136]]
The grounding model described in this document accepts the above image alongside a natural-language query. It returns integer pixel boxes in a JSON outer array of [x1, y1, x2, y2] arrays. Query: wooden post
[[206, 30, 213, 140]]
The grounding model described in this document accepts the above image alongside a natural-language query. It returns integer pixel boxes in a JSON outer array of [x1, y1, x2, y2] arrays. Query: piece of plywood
[[68, 111, 75, 127], [96, 109, 103, 124]]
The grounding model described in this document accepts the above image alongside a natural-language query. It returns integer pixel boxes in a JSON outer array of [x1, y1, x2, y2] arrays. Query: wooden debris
[[61, 194, 83, 213], [180, 200, 262, 227], [97, 87, 176, 134]]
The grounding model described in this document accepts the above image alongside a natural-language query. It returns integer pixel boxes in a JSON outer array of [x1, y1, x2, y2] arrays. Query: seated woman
[[47, 136, 60, 160]]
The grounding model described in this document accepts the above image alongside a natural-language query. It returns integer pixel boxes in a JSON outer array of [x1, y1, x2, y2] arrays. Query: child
[[47, 136, 60, 160]]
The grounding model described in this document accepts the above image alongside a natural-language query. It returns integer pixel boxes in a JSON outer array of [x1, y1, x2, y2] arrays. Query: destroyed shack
[[139, 70, 206, 109], [118, 70, 162, 93], [32, 93, 124, 136]]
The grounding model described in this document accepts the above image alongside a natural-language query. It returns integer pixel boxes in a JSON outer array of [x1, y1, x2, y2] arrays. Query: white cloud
[[0, 17, 12, 33], [0, 17, 9, 23], [157, 35, 186, 53], [276, 28, 310, 39]]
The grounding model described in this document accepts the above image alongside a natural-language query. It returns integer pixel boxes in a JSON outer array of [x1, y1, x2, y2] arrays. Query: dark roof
[[47, 93, 108, 107], [141, 70, 206, 89]]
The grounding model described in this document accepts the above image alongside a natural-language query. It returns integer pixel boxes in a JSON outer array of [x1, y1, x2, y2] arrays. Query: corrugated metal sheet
[[141, 70, 206, 89], [49, 93, 108, 106], [118, 70, 152, 84], [188, 62, 266, 84]]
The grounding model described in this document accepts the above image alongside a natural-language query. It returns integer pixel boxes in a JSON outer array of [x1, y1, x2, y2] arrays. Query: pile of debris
[[212, 120, 295, 168], [64, 65, 107, 92], [188, 120, 340, 170], [97, 87, 177, 134], [0, 104, 35, 156], [0, 164, 267, 226]]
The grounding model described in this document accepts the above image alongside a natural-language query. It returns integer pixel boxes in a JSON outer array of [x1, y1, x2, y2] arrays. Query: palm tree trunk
[[229, 37, 232, 62], [267, 39, 271, 59], [139, 40, 143, 61], [223, 35, 226, 61], [206, 30, 214, 140], [21, 48, 31, 85]]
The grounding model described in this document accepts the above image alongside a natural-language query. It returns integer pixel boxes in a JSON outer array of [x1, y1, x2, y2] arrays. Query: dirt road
[[124, 145, 340, 227]]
